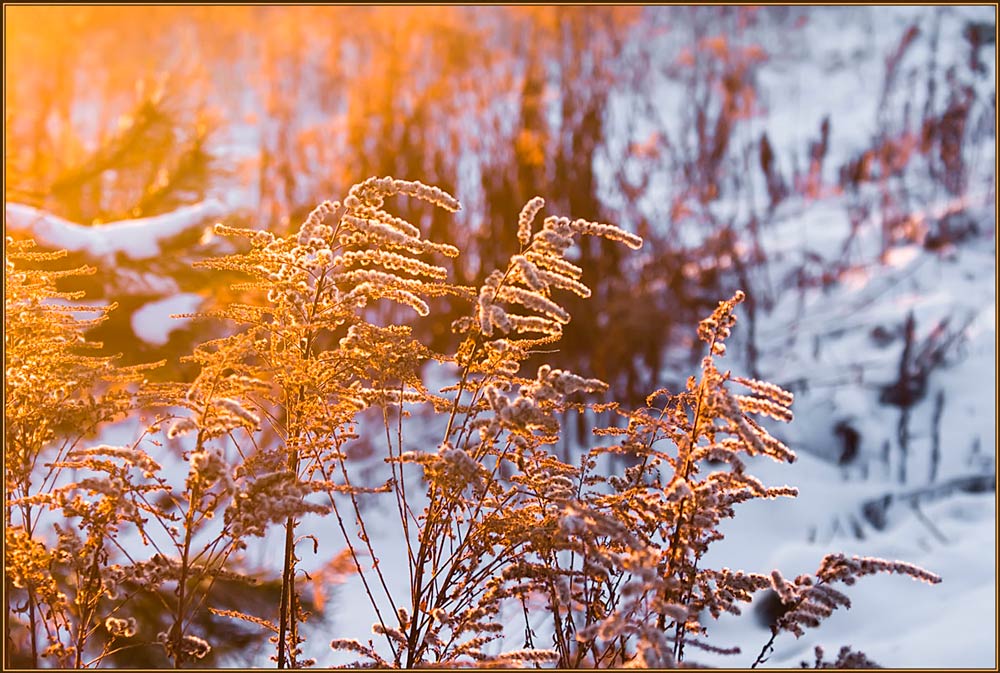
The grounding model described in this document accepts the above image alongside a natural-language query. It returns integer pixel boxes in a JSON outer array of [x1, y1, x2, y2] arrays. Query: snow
[[749, 196, 996, 471], [130, 293, 203, 346], [112, 267, 181, 296], [695, 454, 996, 668], [5, 199, 227, 261]]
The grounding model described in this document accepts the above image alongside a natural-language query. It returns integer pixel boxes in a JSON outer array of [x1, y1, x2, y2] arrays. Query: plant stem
[[173, 433, 204, 669], [277, 386, 304, 669], [73, 546, 104, 668], [27, 593, 38, 669], [659, 343, 712, 660], [277, 512, 297, 669], [751, 626, 778, 669]]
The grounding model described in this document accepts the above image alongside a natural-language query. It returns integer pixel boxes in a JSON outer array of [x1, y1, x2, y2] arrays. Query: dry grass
[[4, 179, 939, 668]]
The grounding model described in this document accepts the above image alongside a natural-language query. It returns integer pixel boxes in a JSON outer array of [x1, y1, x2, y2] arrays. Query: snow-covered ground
[[700, 455, 996, 668], [672, 6, 996, 666]]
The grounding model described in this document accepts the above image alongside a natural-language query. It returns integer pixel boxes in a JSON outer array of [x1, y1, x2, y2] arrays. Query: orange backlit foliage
[[4, 5, 790, 418], [8, 6, 646, 224]]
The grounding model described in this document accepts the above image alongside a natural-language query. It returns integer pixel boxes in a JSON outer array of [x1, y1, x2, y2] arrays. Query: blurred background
[[5, 5, 996, 667]]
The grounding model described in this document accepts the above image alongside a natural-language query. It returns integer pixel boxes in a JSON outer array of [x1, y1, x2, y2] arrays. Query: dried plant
[[5, 177, 940, 669], [4, 239, 162, 667]]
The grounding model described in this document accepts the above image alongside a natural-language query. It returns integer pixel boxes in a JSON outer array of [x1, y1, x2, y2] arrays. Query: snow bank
[[131, 293, 203, 346], [5, 199, 227, 261]]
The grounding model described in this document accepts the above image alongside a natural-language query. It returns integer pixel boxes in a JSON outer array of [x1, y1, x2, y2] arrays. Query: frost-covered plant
[[4, 240, 163, 667], [192, 178, 937, 668], [800, 644, 882, 669], [5, 177, 941, 669], [180, 177, 472, 667]]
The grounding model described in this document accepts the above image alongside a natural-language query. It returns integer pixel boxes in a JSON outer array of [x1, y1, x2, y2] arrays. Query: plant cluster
[[5, 177, 940, 668]]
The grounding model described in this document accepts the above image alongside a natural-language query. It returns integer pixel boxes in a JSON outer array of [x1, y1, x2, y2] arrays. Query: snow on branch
[[5, 199, 227, 261]]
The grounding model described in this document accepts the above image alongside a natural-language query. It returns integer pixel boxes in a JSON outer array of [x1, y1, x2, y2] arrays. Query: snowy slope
[[694, 6, 997, 667], [5, 199, 226, 261]]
